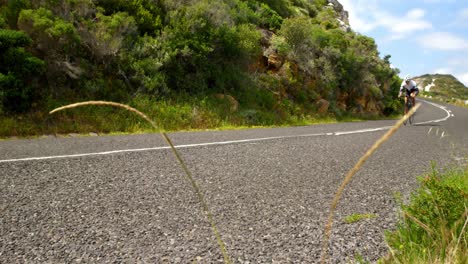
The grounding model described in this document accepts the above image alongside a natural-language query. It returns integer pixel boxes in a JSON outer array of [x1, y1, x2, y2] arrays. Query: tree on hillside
[[95, 0, 163, 35], [0, 29, 44, 113], [17, 7, 82, 91], [0, 0, 30, 29]]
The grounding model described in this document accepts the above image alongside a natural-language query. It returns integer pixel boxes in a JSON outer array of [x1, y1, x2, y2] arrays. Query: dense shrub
[[0, 29, 45, 113], [384, 167, 468, 263]]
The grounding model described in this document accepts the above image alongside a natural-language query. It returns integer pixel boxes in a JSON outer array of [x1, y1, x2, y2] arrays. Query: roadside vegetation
[[0, 0, 402, 137], [381, 166, 468, 264]]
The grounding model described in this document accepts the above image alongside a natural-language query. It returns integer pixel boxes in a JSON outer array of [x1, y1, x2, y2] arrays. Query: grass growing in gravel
[[344, 213, 377, 224], [380, 166, 468, 264]]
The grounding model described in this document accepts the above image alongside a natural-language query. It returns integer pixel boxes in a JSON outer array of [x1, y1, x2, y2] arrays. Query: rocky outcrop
[[327, 0, 350, 28], [316, 99, 330, 113], [259, 29, 274, 47], [215, 94, 239, 112], [266, 50, 284, 70], [259, 29, 285, 71]]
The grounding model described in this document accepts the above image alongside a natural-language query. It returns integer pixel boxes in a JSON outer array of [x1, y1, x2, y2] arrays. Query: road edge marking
[[0, 100, 453, 163]]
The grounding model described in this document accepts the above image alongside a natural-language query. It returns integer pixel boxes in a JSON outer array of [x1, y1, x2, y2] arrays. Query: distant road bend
[[1, 100, 467, 262]]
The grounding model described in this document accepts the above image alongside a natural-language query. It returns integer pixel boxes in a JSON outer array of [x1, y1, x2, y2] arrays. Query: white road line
[[0, 100, 453, 163], [0, 147, 169, 163], [334, 126, 393, 136], [0, 133, 328, 163], [415, 100, 452, 125]]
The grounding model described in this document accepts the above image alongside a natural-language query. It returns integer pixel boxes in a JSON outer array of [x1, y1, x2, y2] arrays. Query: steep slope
[[0, 0, 402, 136]]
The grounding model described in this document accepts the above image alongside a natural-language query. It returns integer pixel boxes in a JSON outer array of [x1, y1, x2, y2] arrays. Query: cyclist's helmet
[[404, 75, 411, 82]]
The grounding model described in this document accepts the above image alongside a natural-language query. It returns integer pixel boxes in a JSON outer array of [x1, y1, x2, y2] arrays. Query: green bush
[[1, 0, 30, 29], [0, 29, 45, 113], [405, 169, 467, 233], [95, 0, 163, 35], [384, 166, 468, 263], [255, 3, 283, 30], [0, 28, 31, 48], [18, 8, 80, 50], [0, 15, 5, 28], [279, 17, 315, 55]]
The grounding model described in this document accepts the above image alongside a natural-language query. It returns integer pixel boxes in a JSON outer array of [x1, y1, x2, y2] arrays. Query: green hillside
[[0, 0, 402, 137], [414, 74, 468, 106]]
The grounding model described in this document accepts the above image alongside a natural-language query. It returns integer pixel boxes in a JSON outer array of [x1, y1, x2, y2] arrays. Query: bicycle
[[403, 95, 415, 126]]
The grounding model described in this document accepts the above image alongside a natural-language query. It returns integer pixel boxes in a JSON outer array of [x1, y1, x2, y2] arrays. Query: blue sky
[[339, 0, 468, 86]]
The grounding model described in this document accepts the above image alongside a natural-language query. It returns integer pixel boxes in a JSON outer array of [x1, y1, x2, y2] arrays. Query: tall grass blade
[[321, 103, 421, 263], [451, 208, 468, 261], [50, 101, 231, 263], [402, 211, 434, 235]]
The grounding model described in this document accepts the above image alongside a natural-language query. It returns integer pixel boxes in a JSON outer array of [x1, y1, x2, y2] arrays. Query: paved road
[[1, 100, 467, 263]]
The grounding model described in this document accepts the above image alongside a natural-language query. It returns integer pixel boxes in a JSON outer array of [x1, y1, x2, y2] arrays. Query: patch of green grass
[[393, 191, 403, 205], [381, 166, 468, 264], [353, 253, 371, 264], [344, 213, 377, 224], [0, 93, 398, 139]]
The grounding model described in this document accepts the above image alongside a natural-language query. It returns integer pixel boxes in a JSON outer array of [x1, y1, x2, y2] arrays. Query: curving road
[[1, 100, 467, 263]]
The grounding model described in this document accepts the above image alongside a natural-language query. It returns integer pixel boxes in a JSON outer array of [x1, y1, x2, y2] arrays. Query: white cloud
[[432, 68, 468, 86], [339, 1, 432, 36], [460, 8, 468, 19], [434, 68, 451, 74], [457, 73, 468, 87], [389, 18, 432, 34], [454, 8, 468, 27], [447, 58, 468, 69], [377, 8, 432, 35], [419, 32, 468, 50], [339, 0, 377, 32], [431, 52, 468, 86], [407, 8, 425, 19]]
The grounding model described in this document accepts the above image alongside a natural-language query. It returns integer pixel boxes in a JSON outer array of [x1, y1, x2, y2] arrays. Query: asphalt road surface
[[1, 100, 467, 263]]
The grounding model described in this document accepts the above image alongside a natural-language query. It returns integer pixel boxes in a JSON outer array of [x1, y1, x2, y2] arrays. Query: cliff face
[[327, 0, 350, 25]]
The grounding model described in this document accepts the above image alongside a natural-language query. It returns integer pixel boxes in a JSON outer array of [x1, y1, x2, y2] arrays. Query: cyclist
[[398, 75, 419, 114]]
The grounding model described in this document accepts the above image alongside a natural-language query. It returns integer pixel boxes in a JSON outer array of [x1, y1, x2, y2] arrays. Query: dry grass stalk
[[384, 244, 402, 264], [50, 101, 232, 264], [320, 103, 421, 264], [449, 208, 468, 262], [403, 211, 434, 235], [49, 101, 158, 128]]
